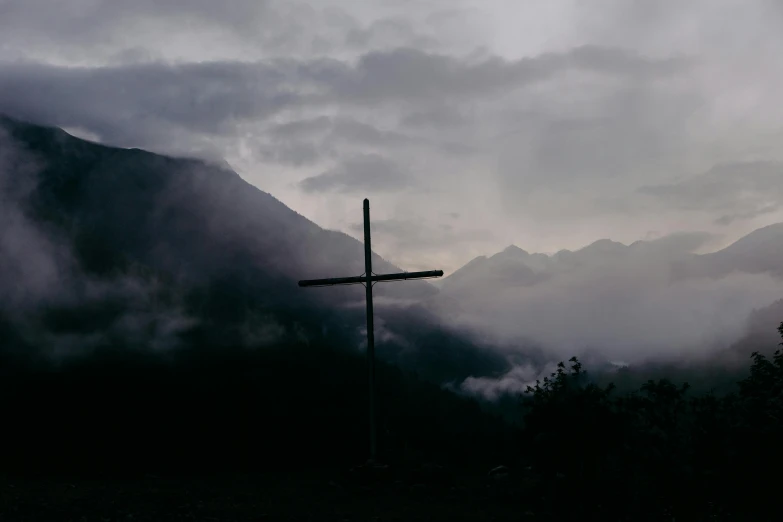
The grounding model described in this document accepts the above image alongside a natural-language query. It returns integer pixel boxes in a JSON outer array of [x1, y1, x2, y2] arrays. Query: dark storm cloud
[[257, 141, 328, 167], [258, 117, 334, 167], [0, 0, 458, 65], [330, 118, 416, 147], [714, 204, 782, 226], [0, 0, 311, 52], [0, 60, 309, 149], [0, 0, 269, 37], [259, 116, 418, 166], [344, 16, 438, 51], [267, 117, 335, 140], [298, 154, 413, 193], [638, 161, 783, 215], [400, 104, 471, 129], [267, 116, 414, 147], [0, 44, 687, 155], [258, 113, 475, 167], [333, 45, 689, 104], [494, 83, 701, 200]]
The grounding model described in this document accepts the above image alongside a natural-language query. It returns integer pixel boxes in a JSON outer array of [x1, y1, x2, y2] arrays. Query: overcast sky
[[2, 0, 782, 273]]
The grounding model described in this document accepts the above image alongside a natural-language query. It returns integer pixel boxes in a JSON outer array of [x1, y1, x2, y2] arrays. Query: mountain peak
[[735, 222, 783, 242], [587, 238, 625, 247], [497, 244, 529, 257], [713, 221, 783, 257], [579, 238, 627, 253]]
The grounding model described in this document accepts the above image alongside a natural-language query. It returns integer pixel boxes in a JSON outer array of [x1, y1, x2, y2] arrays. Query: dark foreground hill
[[3, 329, 783, 521]]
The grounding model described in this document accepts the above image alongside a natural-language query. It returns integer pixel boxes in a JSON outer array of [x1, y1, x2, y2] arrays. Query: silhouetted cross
[[298, 198, 443, 463]]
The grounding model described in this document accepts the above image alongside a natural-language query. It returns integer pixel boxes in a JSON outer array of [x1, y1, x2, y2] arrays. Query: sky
[[1, 0, 783, 274]]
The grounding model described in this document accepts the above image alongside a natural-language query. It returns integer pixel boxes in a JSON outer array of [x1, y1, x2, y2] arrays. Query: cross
[[298, 198, 443, 463]]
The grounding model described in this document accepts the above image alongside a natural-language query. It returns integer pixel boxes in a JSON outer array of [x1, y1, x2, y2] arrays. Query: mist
[[0, 128, 70, 311], [453, 270, 782, 362], [0, 125, 197, 362], [426, 235, 783, 399]]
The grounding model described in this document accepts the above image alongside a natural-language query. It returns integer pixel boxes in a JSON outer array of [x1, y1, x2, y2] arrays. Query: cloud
[[0, 0, 271, 41], [257, 140, 329, 167], [344, 16, 438, 51], [641, 231, 716, 254], [330, 118, 416, 147], [298, 153, 413, 193], [239, 312, 287, 348], [266, 116, 335, 140], [345, 216, 497, 273], [493, 79, 702, 201], [639, 161, 783, 215], [0, 44, 684, 137], [714, 204, 782, 226], [0, 0, 358, 62], [0, 127, 74, 312], [257, 116, 418, 166], [350, 217, 493, 250], [400, 104, 471, 129], [330, 45, 689, 105], [461, 362, 559, 401], [0, 60, 306, 148], [0, 38, 703, 247], [266, 115, 410, 145]]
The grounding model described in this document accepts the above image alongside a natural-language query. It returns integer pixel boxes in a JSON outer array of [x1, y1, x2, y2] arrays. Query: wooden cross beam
[[298, 198, 443, 463]]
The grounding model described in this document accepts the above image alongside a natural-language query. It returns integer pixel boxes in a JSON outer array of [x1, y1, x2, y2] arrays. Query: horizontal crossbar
[[298, 270, 443, 287]]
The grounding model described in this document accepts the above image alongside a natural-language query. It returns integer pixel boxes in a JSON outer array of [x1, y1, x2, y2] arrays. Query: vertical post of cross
[[298, 199, 444, 464], [363, 198, 377, 462]]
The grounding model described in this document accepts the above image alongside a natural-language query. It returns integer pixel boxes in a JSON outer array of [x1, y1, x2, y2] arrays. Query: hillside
[[0, 114, 509, 382], [672, 223, 783, 281]]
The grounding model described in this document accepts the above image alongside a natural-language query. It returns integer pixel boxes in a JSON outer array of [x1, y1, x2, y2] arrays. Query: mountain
[[442, 227, 783, 296], [0, 114, 435, 298], [439, 238, 630, 298], [434, 227, 783, 365], [717, 298, 783, 365], [0, 114, 509, 382], [439, 245, 550, 295], [672, 223, 783, 281]]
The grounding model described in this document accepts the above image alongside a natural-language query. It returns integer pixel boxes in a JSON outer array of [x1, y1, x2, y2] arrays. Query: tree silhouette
[[518, 321, 783, 520]]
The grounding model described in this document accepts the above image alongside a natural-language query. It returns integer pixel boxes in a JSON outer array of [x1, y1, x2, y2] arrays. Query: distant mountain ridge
[[442, 226, 783, 295], [672, 223, 783, 281], [432, 224, 783, 366]]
